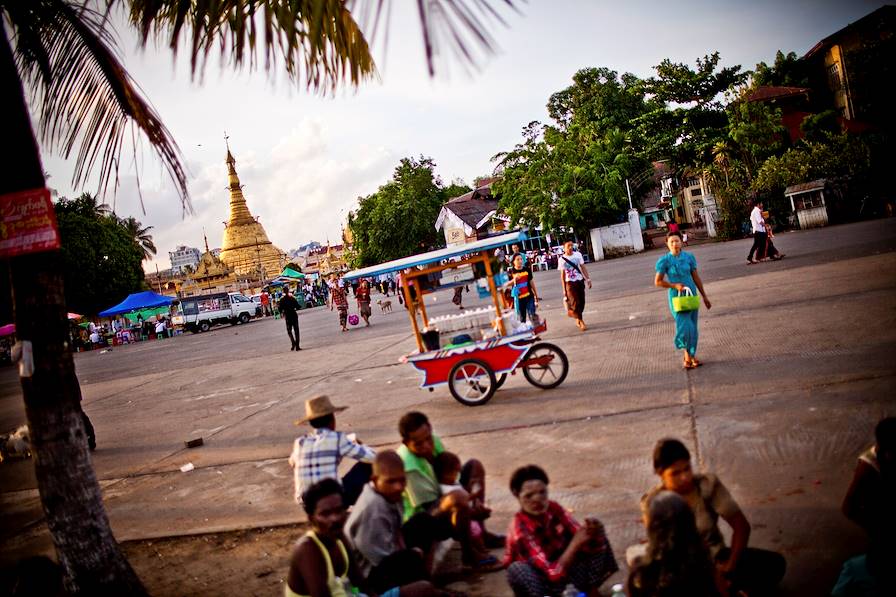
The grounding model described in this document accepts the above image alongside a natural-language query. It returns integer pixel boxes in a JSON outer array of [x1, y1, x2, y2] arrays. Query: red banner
[[0, 188, 61, 258]]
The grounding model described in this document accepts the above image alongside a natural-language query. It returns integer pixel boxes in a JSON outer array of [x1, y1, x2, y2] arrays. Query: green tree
[[120, 216, 157, 261], [751, 50, 810, 88], [55, 195, 146, 314], [495, 68, 654, 236], [753, 133, 872, 195], [1, 1, 515, 592], [442, 178, 473, 201], [635, 52, 747, 169], [349, 156, 450, 266]]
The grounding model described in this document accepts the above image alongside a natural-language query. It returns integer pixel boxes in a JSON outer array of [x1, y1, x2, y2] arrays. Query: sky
[[39, 0, 889, 271]]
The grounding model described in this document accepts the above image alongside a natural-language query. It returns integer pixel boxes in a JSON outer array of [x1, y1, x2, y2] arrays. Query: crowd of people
[[281, 398, 896, 597]]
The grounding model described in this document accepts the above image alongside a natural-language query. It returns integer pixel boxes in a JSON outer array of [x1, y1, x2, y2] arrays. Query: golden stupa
[[218, 145, 286, 277]]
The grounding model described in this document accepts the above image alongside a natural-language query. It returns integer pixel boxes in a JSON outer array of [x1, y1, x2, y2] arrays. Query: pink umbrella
[[67, 312, 82, 320], [0, 323, 15, 337]]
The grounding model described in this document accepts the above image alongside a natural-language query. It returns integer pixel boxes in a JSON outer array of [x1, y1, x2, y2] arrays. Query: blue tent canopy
[[98, 290, 173, 317]]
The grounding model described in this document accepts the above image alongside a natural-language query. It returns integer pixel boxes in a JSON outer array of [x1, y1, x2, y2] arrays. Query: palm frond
[[350, 0, 519, 76], [8, 0, 190, 211], [128, 0, 378, 91]]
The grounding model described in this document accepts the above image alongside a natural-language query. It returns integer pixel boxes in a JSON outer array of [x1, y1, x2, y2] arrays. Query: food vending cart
[[342, 231, 568, 406]]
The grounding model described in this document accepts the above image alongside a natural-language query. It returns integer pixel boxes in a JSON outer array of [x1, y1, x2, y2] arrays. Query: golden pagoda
[[218, 144, 286, 277], [179, 233, 241, 296]]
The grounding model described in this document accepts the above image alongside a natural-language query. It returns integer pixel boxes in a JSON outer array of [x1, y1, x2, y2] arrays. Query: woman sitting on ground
[[628, 490, 722, 596], [834, 416, 896, 595], [503, 465, 617, 597], [642, 439, 786, 597], [286, 478, 443, 597]]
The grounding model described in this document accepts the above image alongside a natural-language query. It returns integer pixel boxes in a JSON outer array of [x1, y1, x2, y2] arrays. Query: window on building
[[687, 177, 700, 188], [827, 63, 842, 91], [794, 190, 824, 210], [690, 187, 702, 196]]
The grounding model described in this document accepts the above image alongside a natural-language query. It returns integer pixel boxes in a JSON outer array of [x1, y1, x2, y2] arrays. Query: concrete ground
[[1, 218, 895, 596]]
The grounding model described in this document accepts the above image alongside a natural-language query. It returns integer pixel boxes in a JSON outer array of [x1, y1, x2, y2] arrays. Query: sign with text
[[445, 227, 466, 246], [0, 188, 60, 257]]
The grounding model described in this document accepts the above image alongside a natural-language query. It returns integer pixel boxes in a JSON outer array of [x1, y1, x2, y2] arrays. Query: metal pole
[[625, 179, 633, 210]]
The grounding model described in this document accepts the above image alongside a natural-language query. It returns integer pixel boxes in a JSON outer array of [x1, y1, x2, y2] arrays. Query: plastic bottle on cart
[[610, 583, 625, 597], [561, 584, 583, 597]]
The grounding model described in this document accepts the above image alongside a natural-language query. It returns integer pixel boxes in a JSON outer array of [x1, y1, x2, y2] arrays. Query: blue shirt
[[655, 251, 697, 294]]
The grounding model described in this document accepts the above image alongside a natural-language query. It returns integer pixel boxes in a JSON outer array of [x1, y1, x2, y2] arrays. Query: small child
[[434, 451, 464, 495], [433, 452, 494, 566]]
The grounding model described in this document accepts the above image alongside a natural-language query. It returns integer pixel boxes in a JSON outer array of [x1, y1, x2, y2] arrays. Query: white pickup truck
[[177, 292, 260, 333]]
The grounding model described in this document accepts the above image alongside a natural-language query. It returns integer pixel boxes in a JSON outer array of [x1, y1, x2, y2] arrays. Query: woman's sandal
[[691, 358, 703, 367], [683, 359, 697, 370]]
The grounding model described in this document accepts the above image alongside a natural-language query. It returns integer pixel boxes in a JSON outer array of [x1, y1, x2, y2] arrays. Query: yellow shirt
[[284, 530, 351, 597]]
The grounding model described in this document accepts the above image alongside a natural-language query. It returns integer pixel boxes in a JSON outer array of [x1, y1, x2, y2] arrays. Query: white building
[[169, 245, 201, 273]]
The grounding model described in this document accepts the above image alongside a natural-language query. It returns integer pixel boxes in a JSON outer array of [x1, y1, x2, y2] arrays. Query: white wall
[[797, 206, 829, 229], [589, 209, 644, 260]]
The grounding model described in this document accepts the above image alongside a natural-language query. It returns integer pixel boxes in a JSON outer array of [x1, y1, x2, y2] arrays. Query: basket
[[672, 287, 700, 312]]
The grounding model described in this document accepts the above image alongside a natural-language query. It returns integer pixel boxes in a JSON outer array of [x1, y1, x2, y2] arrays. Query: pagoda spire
[[223, 142, 255, 226], [217, 138, 286, 277]]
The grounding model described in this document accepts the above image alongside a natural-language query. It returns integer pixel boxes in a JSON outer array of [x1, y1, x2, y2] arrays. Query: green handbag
[[672, 287, 700, 312]]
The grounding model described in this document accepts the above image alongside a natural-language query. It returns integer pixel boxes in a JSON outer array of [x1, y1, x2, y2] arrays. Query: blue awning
[[343, 230, 528, 280], [98, 291, 173, 317]]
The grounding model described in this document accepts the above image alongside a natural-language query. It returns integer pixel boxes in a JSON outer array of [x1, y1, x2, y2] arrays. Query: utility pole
[[625, 179, 633, 210]]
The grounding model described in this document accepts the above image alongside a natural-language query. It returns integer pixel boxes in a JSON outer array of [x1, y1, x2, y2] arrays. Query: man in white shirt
[[747, 200, 767, 264]]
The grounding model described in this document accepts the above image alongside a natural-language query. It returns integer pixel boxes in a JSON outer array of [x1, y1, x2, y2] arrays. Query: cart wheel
[[198, 321, 210, 333], [495, 373, 507, 389], [448, 359, 497, 406], [522, 343, 569, 389]]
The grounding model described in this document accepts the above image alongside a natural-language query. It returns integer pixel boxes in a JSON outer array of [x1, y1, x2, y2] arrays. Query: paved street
[[1, 218, 895, 595]]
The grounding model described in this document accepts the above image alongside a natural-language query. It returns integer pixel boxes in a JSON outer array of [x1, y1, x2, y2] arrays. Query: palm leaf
[[127, 0, 378, 90], [350, 0, 519, 76], [9, 0, 190, 211]]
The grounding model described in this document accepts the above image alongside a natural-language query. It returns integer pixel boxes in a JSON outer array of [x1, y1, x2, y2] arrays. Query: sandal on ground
[[467, 555, 504, 573], [746, 259, 757, 265], [690, 358, 702, 367], [683, 359, 697, 370]]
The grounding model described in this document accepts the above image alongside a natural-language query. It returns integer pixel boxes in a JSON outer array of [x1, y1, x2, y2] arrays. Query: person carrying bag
[[558, 242, 592, 331]]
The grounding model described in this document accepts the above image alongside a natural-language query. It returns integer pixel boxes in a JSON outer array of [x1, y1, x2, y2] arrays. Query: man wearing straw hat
[[289, 395, 376, 506]]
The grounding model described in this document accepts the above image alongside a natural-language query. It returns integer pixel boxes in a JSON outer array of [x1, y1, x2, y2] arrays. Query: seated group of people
[[283, 397, 895, 597]]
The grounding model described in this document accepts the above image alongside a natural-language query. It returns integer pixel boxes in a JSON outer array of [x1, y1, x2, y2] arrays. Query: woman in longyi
[[654, 231, 712, 369]]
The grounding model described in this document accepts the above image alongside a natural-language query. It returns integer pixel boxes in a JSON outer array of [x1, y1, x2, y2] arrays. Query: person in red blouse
[[503, 465, 617, 596]]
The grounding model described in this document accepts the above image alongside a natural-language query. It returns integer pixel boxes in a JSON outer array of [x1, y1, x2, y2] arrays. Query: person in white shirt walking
[[747, 200, 767, 264], [559, 241, 592, 331]]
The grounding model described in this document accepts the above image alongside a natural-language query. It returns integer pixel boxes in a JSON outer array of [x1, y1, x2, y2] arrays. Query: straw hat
[[295, 395, 348, 425]]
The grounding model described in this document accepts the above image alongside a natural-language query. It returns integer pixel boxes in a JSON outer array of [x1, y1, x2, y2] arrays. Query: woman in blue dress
[[654, 232, 712, 369]]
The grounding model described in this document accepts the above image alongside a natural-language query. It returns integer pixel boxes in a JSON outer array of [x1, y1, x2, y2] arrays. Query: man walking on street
[[747, 200, 767, 265], [279, 288, 301, 350]]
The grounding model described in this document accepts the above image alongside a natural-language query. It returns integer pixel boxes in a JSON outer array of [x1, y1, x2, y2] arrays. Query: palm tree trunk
[[1, 23, 146, 595]]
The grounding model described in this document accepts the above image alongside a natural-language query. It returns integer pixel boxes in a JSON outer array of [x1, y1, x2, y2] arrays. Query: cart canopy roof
[[343, 230, 528, 281]]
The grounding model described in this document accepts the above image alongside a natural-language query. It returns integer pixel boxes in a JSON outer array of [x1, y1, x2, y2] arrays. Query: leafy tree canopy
[[494, 68, 655, 234], [751, 50, 811, 89], [547, 67, 658, 130], [54, 194, 147, 314], [635, 52, 747, 169], [753, 133, 873, 194], [348, 157, 460, 267]]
